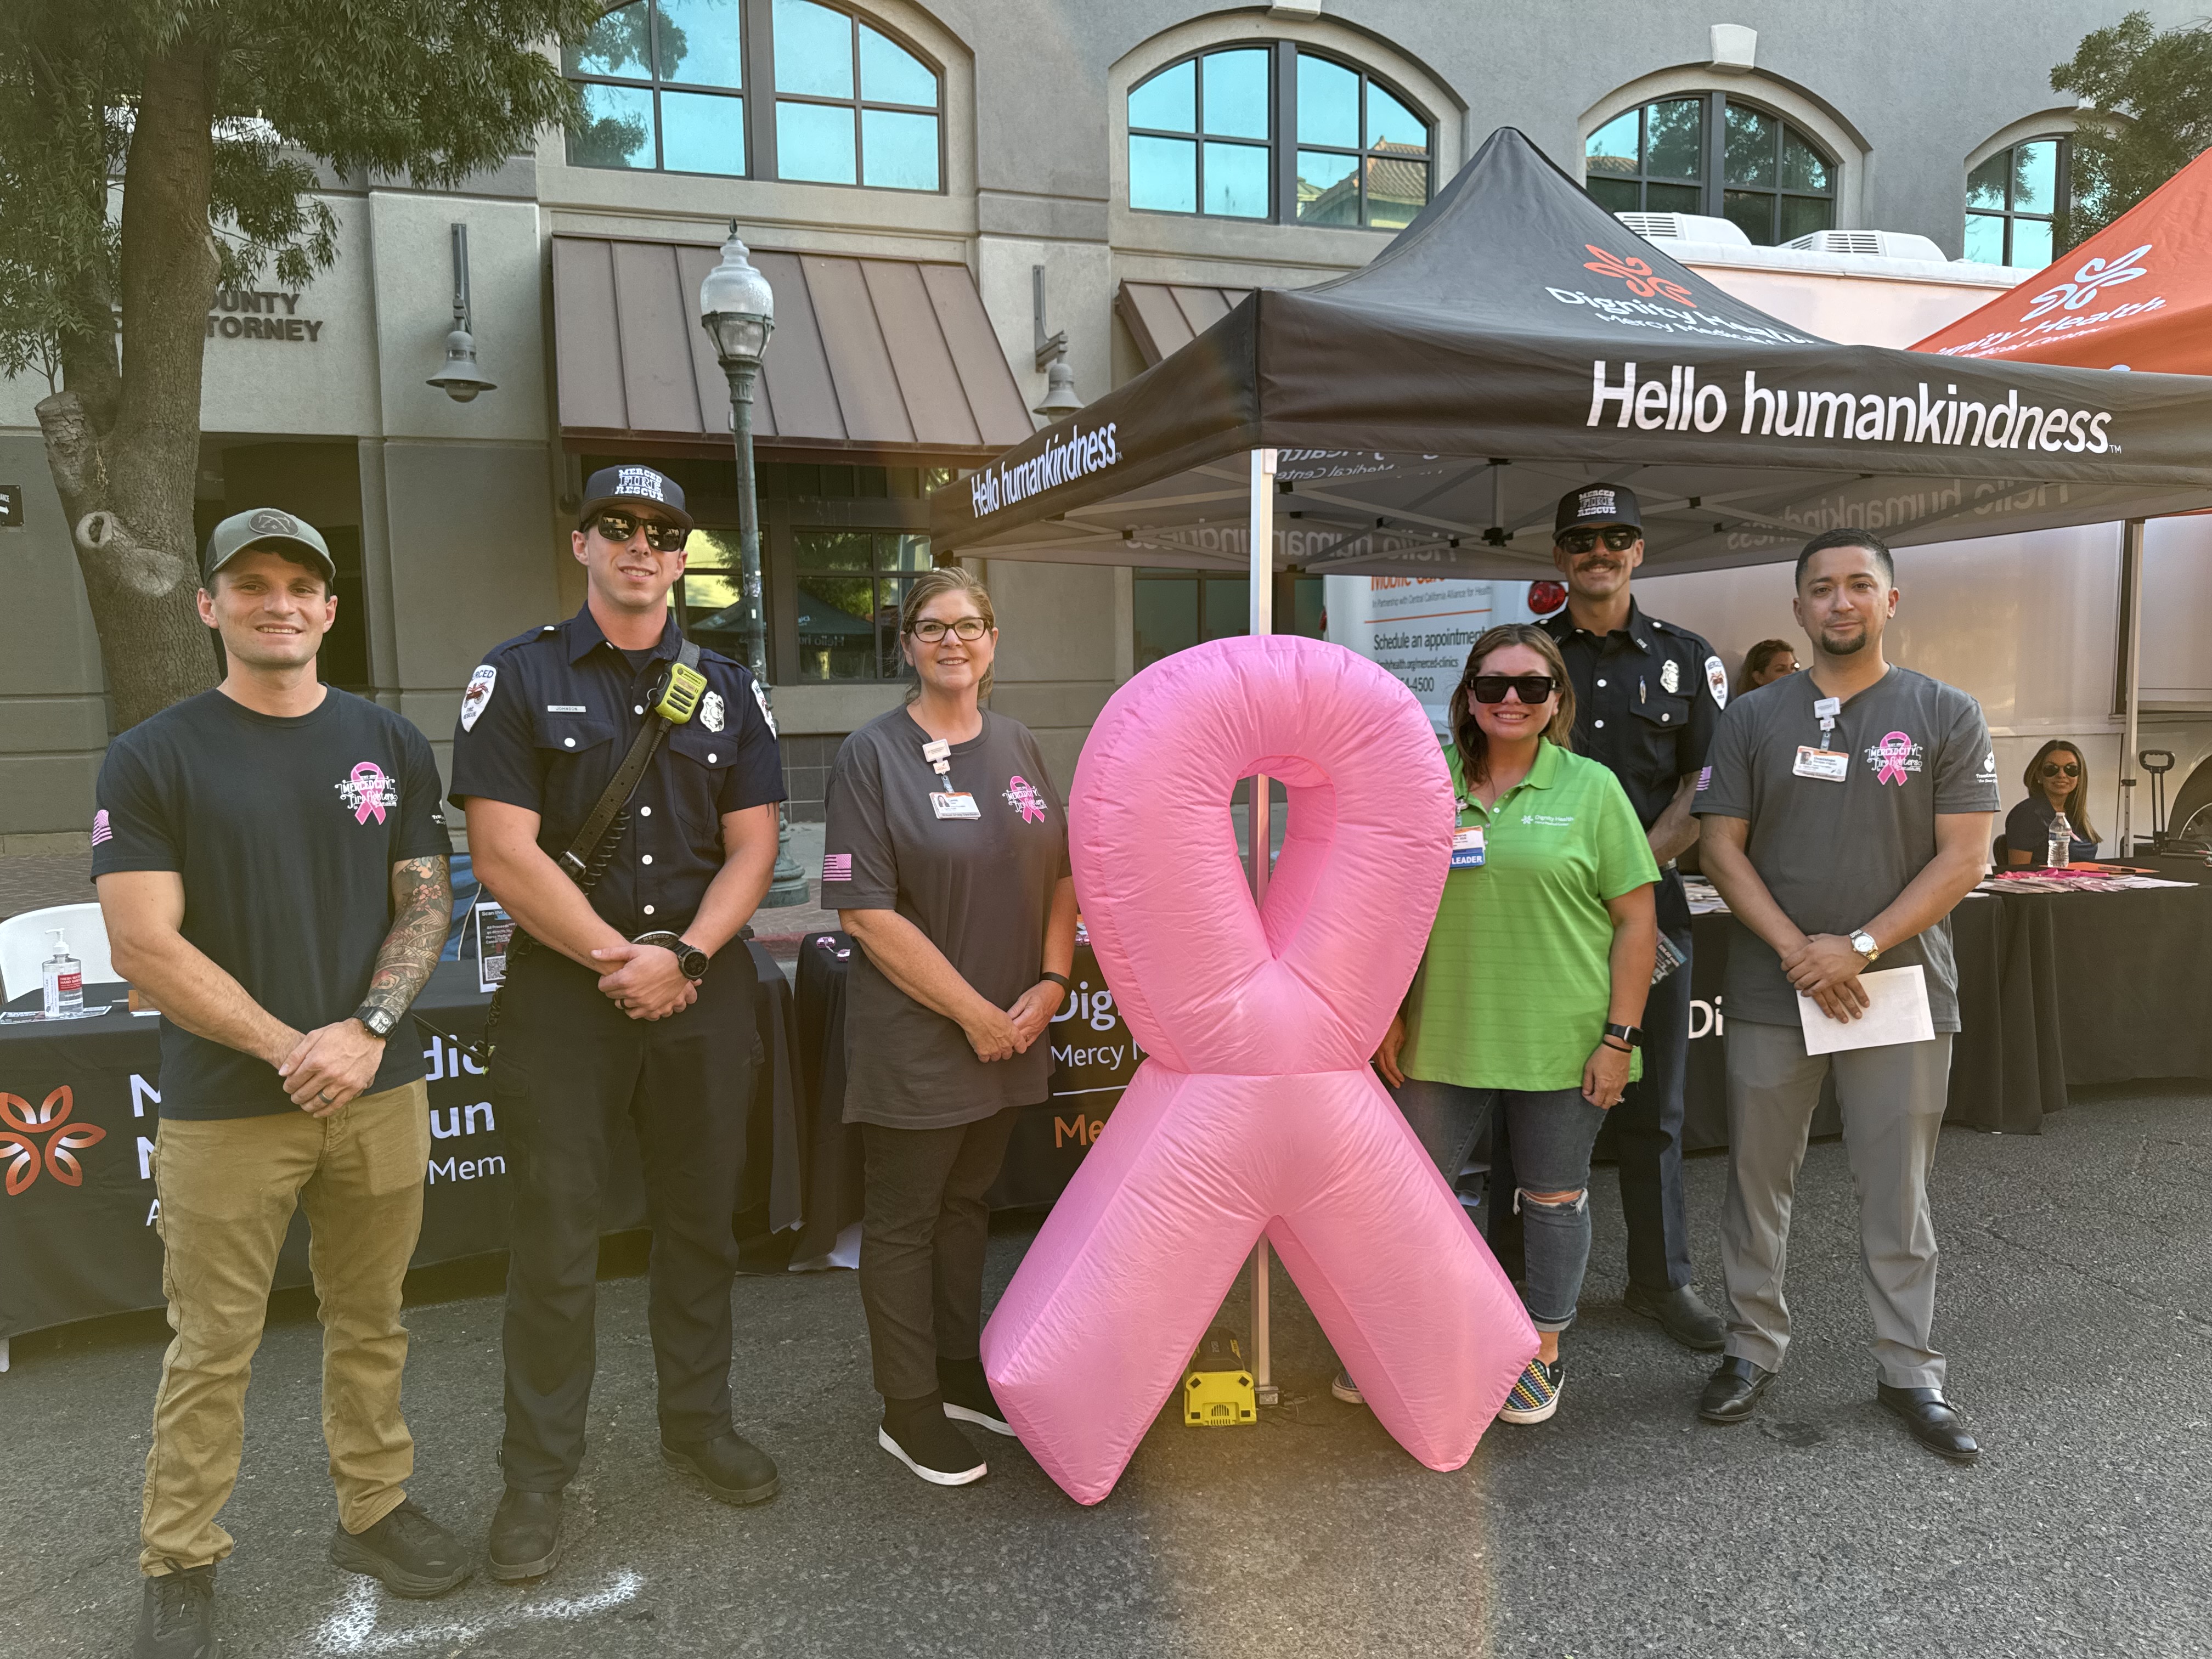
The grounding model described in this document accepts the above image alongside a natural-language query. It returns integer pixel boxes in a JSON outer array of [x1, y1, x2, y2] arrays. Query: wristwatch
[[635, 930, 710, 980], [1603, 1022, 1644, 1049], [1848, 929, 1882, 964], [352, 1003, 398, 1038]]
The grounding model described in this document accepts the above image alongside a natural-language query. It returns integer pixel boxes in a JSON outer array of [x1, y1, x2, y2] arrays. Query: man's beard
[[1819, 624, 1869, 656]]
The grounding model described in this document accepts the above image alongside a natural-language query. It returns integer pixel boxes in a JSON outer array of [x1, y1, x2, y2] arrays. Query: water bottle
[[2046, 811, 2073, 871], [42, 929, 83, 1019]]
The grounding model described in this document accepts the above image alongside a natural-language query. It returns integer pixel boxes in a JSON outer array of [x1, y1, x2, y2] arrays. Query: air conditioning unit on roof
[[1615, 211, 1751, 246], [1784, 229, 1948, 262]]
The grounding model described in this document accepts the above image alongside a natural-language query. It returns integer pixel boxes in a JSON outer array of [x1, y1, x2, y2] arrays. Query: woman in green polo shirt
[[1364, 623, 1658, 1425]]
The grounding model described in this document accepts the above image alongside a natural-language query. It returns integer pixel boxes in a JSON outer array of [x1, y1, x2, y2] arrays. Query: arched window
[[1585, 93, 1835, 245], [1126, 44, 1432, 229], [1966, 138, 2069, 268], [562, 0, 942, 191]]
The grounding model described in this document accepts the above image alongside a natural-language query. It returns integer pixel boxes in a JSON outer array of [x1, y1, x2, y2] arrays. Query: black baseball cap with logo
[[579, 465, 695, 534], [202, 507, 337, 584], [1554, 483, 1644, 538]]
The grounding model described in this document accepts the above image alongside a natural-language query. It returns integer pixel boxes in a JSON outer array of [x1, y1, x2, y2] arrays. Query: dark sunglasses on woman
[[1556, 527, 1639, 555], [590, 509, 687, 551], [2041, 761, 2079, 778], [1469, 674, 1559, 704]]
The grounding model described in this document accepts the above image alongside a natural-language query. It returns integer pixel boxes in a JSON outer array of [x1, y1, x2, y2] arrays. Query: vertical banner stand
[[1246, 447, 1280, 1406], [2119, 518, 2145, 855]]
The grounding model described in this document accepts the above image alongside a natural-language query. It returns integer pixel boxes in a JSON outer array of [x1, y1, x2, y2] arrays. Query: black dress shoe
[[1624, 1283, 1728, 1352], [1878, 1383, 1980, 1464], [136, 1563, 216, 1659], [486, 1488, 562, 1583], [1697, 1355, 1776, 1424], [663, 1429, 781, 1505], [329, 1498, 472, 1598]]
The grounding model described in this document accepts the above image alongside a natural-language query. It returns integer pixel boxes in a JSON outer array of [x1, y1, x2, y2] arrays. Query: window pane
[[1366, 83, 1425, 151], [1724, 104, 1777, 187], [1646, 98, 1703, 179], [795, 529, 873, 569], [1133, 578, 1198, 671], [873, 577, 913, 679], [773, 0, 852, 97], [2010, 215, 2053, 270], [1366, 151, 1427, 229], [1201, 577, 1250, 641], [1203, 140, 1269, 217], [566, 1, 652, 76], [795, 577, 878, 681], [883, 533, 932, 573], [1963, 211, 2006, 263], [860, 24, 935, 105], [861, 108, 937, 189], [1296, 54, 1358, 148], [1587, 109, 1640, 177], [1777, 193, 1833, 242], [1202, 49, 1269, 140], [777, 99, 856, 182], [661, 90, 745, 173], [1128, 59, 1195, 132], [1130, 134, 1197, 212], [2015, 139, 2058, 215], [1646, 180, 1701, 215], [681, 569, 751, 661], [1296, 149, 1360, 223], [1781, 129, 1829, 194], [1722, 188, 1775, 244], [1587, 174, 1639, 212], [1967, 151, 2008, 210], [568, 82, 656, 168], [656, 0, 743, 86]]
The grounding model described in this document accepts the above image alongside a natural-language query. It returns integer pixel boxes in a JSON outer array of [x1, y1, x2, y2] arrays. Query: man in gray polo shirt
[[1691, 528, 1996, 1463]]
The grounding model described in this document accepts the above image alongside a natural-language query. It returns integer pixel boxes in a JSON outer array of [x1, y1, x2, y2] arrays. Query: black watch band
[[635, 930, 710, 980], [353, 1002, 398, 1038], [1604, 1022, 1644, 1049], [1040, 970, 1073, 991]]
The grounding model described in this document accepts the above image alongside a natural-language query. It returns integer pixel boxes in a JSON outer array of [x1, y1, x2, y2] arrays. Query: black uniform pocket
[[1632, 693, 1692, 735], [667, 721, 737, 840]]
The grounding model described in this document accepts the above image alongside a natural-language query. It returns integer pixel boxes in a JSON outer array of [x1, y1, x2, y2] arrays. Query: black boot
[[135, 1563, 216, 1659], [936, 1355, 1014, 1436], [662, 1430, 781, 1505], [878, 1393, 988, 1486], [329, 1498, 472, 1598], [486, 1488, 563, 1583]]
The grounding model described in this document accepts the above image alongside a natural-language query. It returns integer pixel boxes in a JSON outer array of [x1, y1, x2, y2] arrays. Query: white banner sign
[[1324, 575, 1562, 730]]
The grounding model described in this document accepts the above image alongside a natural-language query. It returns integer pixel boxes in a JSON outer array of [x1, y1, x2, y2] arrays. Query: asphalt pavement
[[4, 1084, 2209, 1658]]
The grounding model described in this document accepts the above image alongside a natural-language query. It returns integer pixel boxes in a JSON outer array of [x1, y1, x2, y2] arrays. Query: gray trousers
[[1720, 1019, 1953, 1389]]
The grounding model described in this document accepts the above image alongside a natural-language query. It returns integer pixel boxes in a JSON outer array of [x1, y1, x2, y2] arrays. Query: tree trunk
[[37, 27, 223, 732]]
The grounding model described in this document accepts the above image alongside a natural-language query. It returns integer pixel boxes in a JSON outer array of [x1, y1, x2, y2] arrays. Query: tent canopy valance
[[930, 129, 2212, 577]]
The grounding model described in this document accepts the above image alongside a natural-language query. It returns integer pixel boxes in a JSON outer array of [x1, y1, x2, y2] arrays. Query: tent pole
[[2119, 518, 2146, 856], [1248, 445, 1279, 1408]]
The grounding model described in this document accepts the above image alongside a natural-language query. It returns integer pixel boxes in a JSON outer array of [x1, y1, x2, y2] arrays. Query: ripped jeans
[[1391, 1076, 1608, 1334]]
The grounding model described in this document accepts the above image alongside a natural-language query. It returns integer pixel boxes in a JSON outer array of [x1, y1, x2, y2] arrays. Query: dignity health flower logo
[[2022, 244, 2151, 322], [0, 1086, 105, 1193], [1582, 246, 1696, 307]]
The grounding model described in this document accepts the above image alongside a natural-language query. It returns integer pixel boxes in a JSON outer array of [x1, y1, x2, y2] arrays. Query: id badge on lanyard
[[922, 735, 980, 819], [1451, 825, 1486, 869], [1796, 695, 1848, 783]]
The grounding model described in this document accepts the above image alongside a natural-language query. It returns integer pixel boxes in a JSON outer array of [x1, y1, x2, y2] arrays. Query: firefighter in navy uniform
[[1491, 483, 1731, 1352], [451, 466, 786, 1582]]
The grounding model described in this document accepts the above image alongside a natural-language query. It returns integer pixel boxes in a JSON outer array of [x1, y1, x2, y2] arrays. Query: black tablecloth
[[0, 948, 799, 1340]]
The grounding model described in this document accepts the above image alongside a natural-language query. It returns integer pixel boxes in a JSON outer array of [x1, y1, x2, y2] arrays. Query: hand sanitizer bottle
[[42, 929, 84, 1018], [2046, 811, 2073, 871]]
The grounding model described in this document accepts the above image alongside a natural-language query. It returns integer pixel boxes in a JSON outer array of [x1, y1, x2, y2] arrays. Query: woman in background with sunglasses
[[2004, 741, 2101, 867], [1359, 623, 1659, 1425]]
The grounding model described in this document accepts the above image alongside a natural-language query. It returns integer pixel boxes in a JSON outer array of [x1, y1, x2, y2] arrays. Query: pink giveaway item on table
[[981, 634, 1538, 1505]]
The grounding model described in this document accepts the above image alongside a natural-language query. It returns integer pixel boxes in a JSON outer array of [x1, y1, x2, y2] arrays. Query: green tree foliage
[[0, 0, 603, 730], [2053, 10, 2212, 245]]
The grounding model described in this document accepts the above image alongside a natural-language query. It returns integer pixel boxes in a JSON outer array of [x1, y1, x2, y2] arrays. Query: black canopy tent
[[928, 128, 2212, 579]]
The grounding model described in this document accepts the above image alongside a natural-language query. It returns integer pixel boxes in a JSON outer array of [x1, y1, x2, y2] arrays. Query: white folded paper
[[1797, 963, 1936, 1055]]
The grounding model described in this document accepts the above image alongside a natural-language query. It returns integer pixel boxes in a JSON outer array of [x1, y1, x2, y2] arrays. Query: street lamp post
[[699, 223, 812, 910]]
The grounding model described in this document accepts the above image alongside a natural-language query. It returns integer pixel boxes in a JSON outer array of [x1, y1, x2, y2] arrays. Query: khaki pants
[[140, 1080, 430, 1575]]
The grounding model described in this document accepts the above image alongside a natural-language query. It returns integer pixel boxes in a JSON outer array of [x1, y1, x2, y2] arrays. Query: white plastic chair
[[0, 902, 116, 1003]]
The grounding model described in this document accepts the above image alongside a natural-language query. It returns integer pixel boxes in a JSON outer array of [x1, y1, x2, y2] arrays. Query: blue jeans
[[1392, 1076, 1609, 1333]]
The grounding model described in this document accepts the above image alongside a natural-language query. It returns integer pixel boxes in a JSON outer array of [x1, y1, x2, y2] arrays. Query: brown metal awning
[[552, 235, 1035, 460], [1115, 280, 1253, 366]]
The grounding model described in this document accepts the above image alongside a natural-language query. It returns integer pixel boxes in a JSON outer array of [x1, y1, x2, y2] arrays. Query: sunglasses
[[1557, 527, 1640, 555], [909, 616, 990, 643], [590, 510, 687, 551], [2040, 761, 2080, 778], [1470, 674, 1559, 704]]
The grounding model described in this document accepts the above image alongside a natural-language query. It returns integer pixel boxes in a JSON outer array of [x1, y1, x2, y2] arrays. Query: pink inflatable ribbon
[[981, 635, 1537, 1505], [1875, 731, 1913, 786], [349, 761, 390, 825]]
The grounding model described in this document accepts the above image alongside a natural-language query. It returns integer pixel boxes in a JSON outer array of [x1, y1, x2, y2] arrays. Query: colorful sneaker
[[1498, 1357, 1564, 1424], [1330, 1369, 1366, 1406]]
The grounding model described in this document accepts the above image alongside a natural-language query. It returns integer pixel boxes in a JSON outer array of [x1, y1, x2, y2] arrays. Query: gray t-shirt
[[1692, 665, 1999, 1030], [823, 706, 1071, 1128]]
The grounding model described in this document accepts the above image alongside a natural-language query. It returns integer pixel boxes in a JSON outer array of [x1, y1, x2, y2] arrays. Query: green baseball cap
[[203, 507, 336, 583]]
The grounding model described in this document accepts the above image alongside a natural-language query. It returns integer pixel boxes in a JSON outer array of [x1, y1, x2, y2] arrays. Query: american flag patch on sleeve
[[1695, 766, 1712, 793], [822, 853, 853, 882], [91, 809, 112, 846]]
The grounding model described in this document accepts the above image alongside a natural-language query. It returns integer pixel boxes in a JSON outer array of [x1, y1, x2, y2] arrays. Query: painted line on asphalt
[[312, 1568, 644, 1653]]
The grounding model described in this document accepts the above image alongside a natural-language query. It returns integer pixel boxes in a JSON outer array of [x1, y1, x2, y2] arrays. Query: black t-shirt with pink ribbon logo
[[91, 688, 453, 1118]]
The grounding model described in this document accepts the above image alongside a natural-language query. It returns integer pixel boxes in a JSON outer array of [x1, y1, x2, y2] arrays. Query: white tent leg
[[2120, 518, 2145, 856], [1248, 445, 1279, 1406]]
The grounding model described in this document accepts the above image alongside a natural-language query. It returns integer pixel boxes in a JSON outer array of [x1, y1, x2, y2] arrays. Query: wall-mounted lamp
[[426, 223, 496, 403], [1031, 263, 1083, 420]]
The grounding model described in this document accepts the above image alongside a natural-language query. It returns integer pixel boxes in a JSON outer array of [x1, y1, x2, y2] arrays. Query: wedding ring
[[318, 1091, 334, 1104]]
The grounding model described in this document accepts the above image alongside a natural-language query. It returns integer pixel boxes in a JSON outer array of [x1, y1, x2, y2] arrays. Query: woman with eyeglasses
[[1357, 623, 1660, 1425], [821, 566, 1077, 1488], [2004, 741, 2100, 867]]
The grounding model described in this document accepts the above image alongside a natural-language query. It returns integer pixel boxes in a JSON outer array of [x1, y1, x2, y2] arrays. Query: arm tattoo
[[363, 855, 452, 1024]]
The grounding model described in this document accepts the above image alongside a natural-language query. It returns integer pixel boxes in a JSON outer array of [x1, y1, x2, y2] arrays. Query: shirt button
[[635, 704, 645, 715], [563, 737, 575, 748], [708, 753, 718, 764], [643, 905, 656, 916], [641, 854, 653, 865], [1596, 678, 1607, 687], [1594, 719, 1605, 729], [639, 806, 652, 817], [1661, 712, 1671, 723]]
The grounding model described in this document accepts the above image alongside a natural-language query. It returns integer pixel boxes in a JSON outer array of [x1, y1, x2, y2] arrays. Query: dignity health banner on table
[[1323, 577, 1559, 731]]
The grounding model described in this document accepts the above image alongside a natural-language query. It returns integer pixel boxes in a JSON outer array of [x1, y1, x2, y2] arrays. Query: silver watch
[[1848, 929, 1881, 963]]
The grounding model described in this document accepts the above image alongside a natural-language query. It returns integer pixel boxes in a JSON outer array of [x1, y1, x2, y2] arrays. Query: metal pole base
[[758, 809, 815, 909]]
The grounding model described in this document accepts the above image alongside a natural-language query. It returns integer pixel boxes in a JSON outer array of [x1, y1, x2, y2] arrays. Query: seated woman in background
[[1736, 638, 1798, 696], [2005, 741, 2101, 866]]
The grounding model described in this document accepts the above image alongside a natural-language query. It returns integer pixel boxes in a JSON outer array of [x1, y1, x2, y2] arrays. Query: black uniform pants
[[1491, 870, 1695, 1293], [493, 942, 757, 1491]]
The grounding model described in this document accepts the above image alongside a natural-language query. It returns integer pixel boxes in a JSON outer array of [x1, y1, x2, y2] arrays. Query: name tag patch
[[931, 791, 980, 820], [1794, 746, 1850, 782]]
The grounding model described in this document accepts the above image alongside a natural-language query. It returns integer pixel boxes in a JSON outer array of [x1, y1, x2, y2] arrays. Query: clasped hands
[[962, 979, 1067, 1063], [1783, 932, 1871, 1022], [591, 939, 699, 1021], [276, 1020, 386, 1117]]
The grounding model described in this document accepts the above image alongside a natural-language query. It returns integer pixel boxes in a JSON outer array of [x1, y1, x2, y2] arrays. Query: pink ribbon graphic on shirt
[[1875, 732, 1914, 786], [1003, 775, 1048, 823], [349, 761, 390, 824]]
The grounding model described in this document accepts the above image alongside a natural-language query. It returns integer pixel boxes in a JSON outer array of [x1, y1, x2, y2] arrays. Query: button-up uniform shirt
[[448, 605, 786, 936], [1540, 599, 1725, 831]]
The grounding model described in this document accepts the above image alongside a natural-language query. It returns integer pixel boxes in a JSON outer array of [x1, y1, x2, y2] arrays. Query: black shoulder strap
[[555, 640, 704, 883]]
